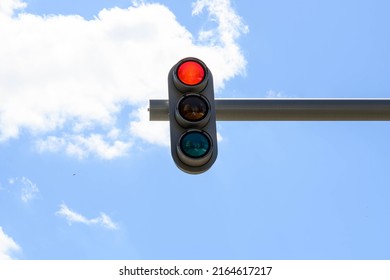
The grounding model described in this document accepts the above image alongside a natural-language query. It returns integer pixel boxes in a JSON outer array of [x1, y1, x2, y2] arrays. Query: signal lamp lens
[[179, 131, 211, 159], [178, 95, 208, 122], [177, 61, 205, 86]]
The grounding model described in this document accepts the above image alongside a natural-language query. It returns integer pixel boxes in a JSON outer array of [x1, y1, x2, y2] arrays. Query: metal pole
[[149, 98, 390, 121]]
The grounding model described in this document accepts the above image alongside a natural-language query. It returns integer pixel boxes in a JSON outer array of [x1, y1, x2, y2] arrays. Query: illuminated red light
[[177, 61, 205, 86]]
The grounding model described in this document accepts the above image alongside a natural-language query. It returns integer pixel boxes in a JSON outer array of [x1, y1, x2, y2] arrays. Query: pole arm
[[149, 98, 390, 121]]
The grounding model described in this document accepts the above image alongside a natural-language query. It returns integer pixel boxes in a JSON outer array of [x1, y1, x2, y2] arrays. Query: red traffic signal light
[[176, 61, 205, 86], [168, 57, 218, 174]]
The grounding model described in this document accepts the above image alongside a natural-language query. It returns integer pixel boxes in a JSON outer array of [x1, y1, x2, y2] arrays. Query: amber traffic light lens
[[178, 95, 209, 122], [177, 61, 205, 86]]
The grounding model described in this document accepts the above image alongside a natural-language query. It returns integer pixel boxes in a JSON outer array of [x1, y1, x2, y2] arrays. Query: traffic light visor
[[177, 61, 205, 86]]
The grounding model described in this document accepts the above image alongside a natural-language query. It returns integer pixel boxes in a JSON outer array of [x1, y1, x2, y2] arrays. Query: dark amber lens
[[178, 95, 208, 122]]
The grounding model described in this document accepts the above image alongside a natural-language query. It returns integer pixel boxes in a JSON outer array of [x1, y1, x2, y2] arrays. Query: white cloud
[[7, 176, 39, 203], [0, 0, 26, 18], [56, 204, 119, 230], [193, 0, 249, 46], [20, 177, 39, 203], [0, 0, 247, 158], [129, 106, 170, 146], [98, 213, 119, 230], [36, 134, 133, 159], [0, 226, 21, 260]]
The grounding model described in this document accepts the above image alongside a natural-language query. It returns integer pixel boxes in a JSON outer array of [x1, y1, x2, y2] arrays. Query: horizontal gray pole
[[149, 98, 390, 121]]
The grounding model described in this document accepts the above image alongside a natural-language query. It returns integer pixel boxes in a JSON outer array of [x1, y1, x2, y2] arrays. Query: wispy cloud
[[36, 134, 133, 160], [265, 90, 286, 98], [0, 0, 247, 158], [8, 176, 39, 203], [20, 177, 39, 203], [0, 226, 21, 260], [56, 204, 119, 230]]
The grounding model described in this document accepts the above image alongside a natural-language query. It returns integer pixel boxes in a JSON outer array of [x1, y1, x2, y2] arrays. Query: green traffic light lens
[[179, 131, 211, 159], [178, 95, 208, 122]]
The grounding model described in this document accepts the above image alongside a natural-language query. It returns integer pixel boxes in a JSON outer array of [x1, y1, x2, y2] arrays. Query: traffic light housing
[[168, 57, 218, 174]]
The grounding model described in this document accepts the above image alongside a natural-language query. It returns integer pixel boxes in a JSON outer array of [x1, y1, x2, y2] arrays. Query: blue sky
[[1, 0, 390, 260]]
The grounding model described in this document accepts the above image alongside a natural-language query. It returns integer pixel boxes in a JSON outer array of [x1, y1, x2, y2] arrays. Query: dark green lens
[[180, 131, 210, 158]]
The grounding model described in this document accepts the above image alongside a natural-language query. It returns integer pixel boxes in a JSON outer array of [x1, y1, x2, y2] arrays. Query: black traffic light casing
[[168, 57, 218, 174]]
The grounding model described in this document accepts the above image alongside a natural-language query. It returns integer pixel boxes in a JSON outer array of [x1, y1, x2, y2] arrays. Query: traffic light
[[168, 57, 218, 174]]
